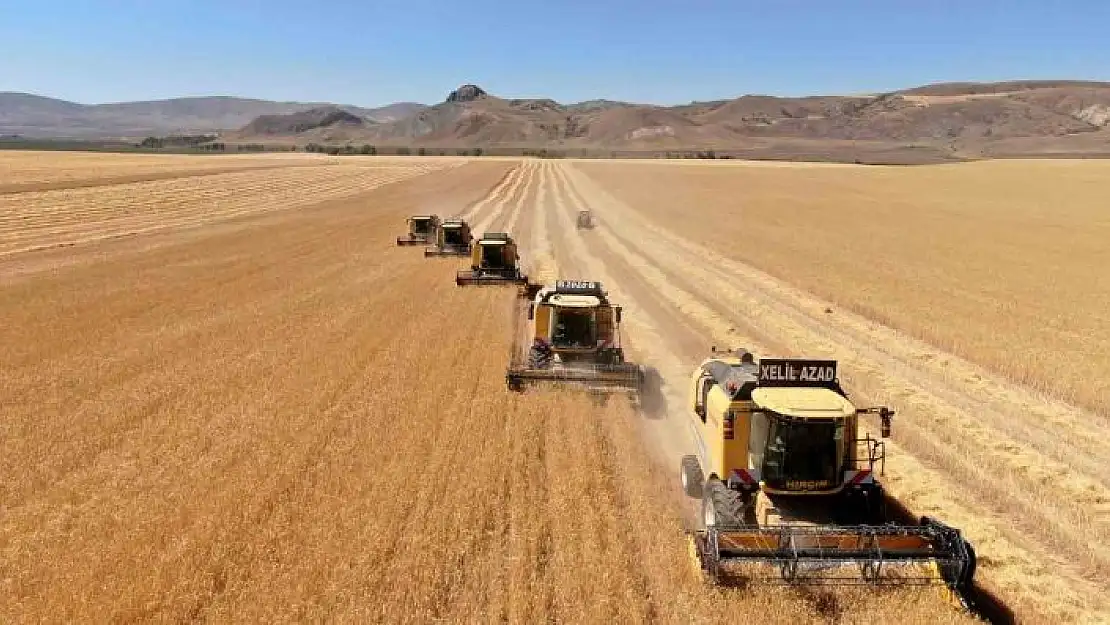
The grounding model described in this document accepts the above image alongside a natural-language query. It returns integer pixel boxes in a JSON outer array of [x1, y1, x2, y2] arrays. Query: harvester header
[[692, 516, 976, 590]]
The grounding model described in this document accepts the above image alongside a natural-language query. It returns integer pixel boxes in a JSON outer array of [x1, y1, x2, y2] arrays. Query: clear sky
[[3, 0, 1109, 106]]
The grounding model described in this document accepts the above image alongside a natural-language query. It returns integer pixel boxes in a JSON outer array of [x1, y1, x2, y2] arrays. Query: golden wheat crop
[[0, 153, 983, 624], [571, 157, 1110, 623]]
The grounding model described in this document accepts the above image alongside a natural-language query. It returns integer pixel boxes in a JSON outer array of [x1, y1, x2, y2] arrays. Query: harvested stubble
[[0, 150, 329, 193], [0, 153, 976, 623]]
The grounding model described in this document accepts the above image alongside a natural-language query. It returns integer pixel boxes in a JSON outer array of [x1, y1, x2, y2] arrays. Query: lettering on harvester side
[[758, 359, 838, 387], [556, 280, 600, 292]]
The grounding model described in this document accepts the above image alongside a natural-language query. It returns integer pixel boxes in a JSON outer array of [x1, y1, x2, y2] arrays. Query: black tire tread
[[703, 479, 746, 526]]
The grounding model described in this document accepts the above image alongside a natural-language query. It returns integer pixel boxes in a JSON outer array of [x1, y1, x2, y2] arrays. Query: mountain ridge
[[5, 80, 1110, 161], [221, 80, 1110, 161], [0, 92, 427, 138]]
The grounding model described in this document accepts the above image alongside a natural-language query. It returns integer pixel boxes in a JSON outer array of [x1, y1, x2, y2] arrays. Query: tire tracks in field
[[455, 165, 517, 220], [459, 161, 527, 231], [470, 161, 537, 236], [555, 161, 1108, 621], [521, 162, 558, 286], [494, 161, 539, 234]]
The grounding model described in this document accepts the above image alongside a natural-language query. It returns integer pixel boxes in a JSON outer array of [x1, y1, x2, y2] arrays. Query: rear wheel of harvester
[[527, 347, 553, 369], [681, 455, 704, 498], [702, 479, 746, 528]]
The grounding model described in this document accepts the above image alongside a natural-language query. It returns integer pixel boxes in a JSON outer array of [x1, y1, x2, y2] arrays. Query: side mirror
[[528, 304, 535, 320], [614, 306, 622, 324]]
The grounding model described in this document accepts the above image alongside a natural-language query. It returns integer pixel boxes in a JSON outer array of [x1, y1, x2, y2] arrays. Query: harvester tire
[[681, 456, 704, 498], [702, 479, 745, 528]]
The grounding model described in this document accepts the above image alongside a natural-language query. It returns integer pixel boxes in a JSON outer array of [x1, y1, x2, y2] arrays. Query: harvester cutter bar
[[507, 364, 641, 386], [692, 519, 974, 589], [424, 246, 471, 257]]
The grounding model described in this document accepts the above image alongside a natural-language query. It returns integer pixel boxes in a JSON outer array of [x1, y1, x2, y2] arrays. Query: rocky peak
[[446, 84, 488, 103]]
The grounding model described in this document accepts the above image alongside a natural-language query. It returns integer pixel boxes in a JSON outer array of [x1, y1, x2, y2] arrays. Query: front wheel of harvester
[[681, 455, 704, 498], [702, 479, 744, 528]]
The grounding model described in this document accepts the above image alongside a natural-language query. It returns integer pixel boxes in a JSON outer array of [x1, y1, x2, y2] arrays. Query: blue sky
[[3, 0, 1109, 106]]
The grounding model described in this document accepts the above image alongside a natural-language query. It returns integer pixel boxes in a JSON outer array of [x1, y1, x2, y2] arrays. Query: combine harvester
[[682, 349, 977, 608], [455, 232, 538, 292], [424, 218, 473, 257], [505, 280, 643, 399], [396, 215, 441, 246]]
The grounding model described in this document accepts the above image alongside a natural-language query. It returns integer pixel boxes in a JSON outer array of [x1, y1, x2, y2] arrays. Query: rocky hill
[[239, 107, 370, 136], [6, 80, 1110, 161]]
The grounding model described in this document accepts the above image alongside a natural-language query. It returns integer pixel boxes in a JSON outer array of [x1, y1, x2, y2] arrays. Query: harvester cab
[[506, 280, 643, 397], [576, 209, 594, 229], [424, 218, 472, 257], [455, 232, 533, 287], [396, 215, 441, 246], [682, 351, 976, 599]]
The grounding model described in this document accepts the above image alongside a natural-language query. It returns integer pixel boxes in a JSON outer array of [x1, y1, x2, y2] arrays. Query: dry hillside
[[226, 80, 1110, 161], [0, 92, 426, 137]]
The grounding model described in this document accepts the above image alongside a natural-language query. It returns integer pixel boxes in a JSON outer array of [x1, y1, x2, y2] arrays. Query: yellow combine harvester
[[682, 349, 976, 601], [506, 280, 643, 395], [455, 232, 535, 288], [396, 215, 440, 246], [424, 218, 472, 257]]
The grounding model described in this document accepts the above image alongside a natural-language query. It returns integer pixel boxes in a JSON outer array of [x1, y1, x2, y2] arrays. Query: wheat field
[[569, 158, 1110, 623], [2, 151, 1099, 623]]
